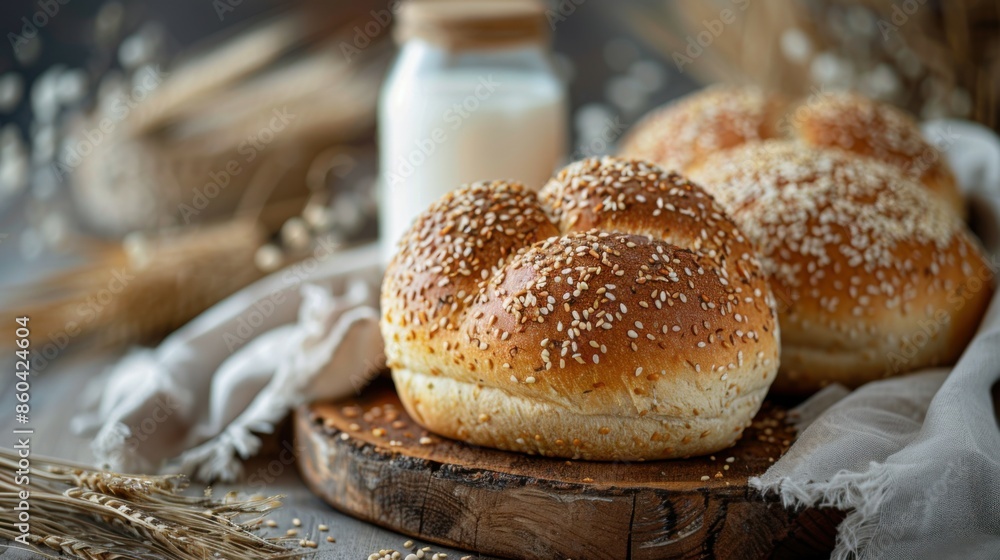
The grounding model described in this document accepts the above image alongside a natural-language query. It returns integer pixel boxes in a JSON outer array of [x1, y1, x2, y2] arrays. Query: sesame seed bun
[[381, 159, 780, 460], [691, 141, 993, 394], [620, 86, 965, 216]]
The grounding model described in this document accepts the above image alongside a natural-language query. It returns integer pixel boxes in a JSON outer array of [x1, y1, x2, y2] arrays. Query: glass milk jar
[[378, 0, 568, 262]]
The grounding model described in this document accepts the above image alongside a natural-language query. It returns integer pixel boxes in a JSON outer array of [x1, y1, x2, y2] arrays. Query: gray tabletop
[[0, 348, 497, 560]]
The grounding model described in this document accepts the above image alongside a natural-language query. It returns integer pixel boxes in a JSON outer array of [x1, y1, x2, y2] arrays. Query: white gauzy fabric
[[72, 243, 386, 481], [750, 119, 1000, 560]]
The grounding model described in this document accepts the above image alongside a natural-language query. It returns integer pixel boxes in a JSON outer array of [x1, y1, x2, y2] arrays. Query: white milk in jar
[[378, 0, 567, 263]]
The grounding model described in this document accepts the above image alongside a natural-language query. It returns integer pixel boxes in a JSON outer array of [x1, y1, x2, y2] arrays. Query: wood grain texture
[[296, 378, 841, 560]]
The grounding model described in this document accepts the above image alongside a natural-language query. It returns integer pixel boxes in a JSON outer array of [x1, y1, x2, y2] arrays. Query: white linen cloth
[[72, 242, 385, 481], [750, 119, 1000, 560], [76, 119, 1000, 559]]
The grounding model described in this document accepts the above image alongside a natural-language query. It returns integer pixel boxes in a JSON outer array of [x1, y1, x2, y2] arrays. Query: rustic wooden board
[[296, 378, 841, 560]]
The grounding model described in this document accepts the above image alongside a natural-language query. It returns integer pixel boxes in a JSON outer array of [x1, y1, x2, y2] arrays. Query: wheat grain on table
[[0, 348, 498, 560]]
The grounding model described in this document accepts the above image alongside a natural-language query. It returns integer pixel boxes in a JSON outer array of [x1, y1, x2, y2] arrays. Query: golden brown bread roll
[[620, 87, 991, 393], [688, 141, 991, 393], [620, 86, 965, 216], [381, 158, 780, 460]]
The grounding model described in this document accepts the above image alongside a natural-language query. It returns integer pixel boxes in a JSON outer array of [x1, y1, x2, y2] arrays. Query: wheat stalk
[[0, 449, 302, 560], [0, 219, 268, 351], [616, 0, 999, 129]]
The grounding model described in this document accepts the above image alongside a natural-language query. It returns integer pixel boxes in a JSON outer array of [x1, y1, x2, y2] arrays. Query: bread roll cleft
[[382, 158, 781, 460], [621, 86, 964, 216], [619, 86, 787, 176]]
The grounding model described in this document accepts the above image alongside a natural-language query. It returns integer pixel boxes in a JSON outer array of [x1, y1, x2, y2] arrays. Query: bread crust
[[621, 88, 991, 393], [381, 160, 780, 459], [620, 86, 964, 215], [692, 141, 992, 393]]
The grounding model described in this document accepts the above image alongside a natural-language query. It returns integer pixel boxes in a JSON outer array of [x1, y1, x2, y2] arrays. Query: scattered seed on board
[[403, 540, 414, 548], [264, 519, 277, 528], [326, 536, 336, 543], [292, 518, 301, 527], [318, 524, 328, 532]]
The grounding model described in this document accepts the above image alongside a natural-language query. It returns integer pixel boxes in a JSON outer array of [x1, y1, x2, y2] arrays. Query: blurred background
[[0, 0, 998, 366]]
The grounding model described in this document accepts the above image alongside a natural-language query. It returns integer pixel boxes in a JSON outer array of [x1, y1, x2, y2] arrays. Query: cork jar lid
[[395, 0, 549, 50]]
